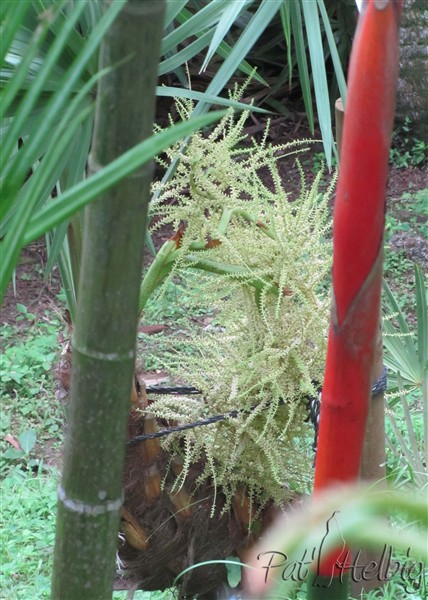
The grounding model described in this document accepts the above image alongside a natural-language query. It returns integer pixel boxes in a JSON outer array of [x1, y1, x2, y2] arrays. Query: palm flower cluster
[[145, 97, 336, 512]]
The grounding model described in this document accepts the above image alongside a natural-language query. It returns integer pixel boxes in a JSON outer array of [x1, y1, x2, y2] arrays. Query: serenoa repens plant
[[140, 98, 336, 512], [382, 267, 427, 488]]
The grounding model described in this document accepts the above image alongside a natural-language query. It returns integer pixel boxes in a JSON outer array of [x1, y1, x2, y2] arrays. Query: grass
[[0, 307, 64, 478], [4, 469, 423, 600], [351, 577, 427, 600], [0, 298, 174, 599], [288, 576, 427, 600], [143, 275, 211, 325], [0, 468, 173, 600], [1, 469, 57, 600], [0, 304, 63, 598]]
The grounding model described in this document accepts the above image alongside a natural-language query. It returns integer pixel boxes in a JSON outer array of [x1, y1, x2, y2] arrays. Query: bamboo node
[[72, 342, 134, 362], [57, 484, 123, 515]]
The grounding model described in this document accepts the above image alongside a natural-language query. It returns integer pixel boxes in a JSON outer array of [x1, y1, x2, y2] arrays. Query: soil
[[1, 246, 63, 326]]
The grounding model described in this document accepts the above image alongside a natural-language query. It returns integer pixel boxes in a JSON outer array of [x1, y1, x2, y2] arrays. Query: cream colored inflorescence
[[148, 92, 337, 514]]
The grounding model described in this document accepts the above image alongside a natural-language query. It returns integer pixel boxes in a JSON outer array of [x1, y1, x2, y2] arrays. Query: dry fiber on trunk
[[119, 386, 279, 598]]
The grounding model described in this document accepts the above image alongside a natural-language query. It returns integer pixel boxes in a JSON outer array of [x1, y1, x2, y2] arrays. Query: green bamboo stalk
[[51, 1, 166, 598]]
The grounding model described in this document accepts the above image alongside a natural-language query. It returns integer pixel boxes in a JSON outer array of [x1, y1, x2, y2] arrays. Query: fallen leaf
[[4, 434, 22, 451]]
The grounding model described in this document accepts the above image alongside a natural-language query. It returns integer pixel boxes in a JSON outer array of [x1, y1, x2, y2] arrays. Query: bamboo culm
[[51, 1, 166, 598]]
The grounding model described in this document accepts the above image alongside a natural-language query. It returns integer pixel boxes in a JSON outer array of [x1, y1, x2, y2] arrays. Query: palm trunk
[[51, 1, 166, 598], [335, 98, 388, 598], [308, 1, 402, 598]]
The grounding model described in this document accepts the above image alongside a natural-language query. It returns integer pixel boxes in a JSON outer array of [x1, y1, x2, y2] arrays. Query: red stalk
[[311, 0, 402, 584]]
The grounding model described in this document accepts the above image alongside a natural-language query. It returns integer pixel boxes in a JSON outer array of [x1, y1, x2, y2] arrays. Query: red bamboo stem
[[312, 0, 402, 581]]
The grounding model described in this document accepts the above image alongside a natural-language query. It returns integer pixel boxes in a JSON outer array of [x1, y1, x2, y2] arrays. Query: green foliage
[[225, 556, 242, 589], [1, 330, 56, 391], [390, 118, 428, 168], [139, 276, 211, 371], [0, 1, 225, 304], [113, 593, 174, 600], [382, 267, 427, 489], [163, 0, 350, 163], [383, 267, 426, 397], [2, 0, 350, 308], [385, 387, 426, 490], [0, 297, 170, 598], [143, 276, 212, 326], [351, 577, 427, 600], [385, 189, 428, 245], [117, 593, 175, 600], [144, 101, 335, 511], [174, 557, 247, 590], [0, 467, 174, 600], [383, 189, 427, 316], [2, 428, 37, 470], [0, 470, 58, 600], [0, 308, 63, 476], [402, 188, 428, 223], [311, 150, 338, 174], [383, 251, 414, 314]]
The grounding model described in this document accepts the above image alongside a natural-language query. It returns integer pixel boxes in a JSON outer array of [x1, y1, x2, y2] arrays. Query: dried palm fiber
[[119, 382, 279, 598]]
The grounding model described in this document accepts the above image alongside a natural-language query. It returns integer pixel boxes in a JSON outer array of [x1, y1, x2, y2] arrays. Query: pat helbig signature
[[257, 512, 426, 594]]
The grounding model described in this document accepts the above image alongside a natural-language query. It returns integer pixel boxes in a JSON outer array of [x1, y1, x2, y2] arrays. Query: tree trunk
[[51, 1, 166, 598], [396, 0, 428, 138], [308, 2, 401, 597], [351, 320, 387, 597], [336, 100, 388, 597]]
